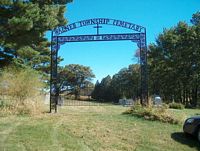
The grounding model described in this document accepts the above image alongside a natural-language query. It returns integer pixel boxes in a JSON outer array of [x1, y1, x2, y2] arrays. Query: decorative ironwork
[[50, 18, 148, 112], [55, 33, 140, 43], [53, 18, 145, 35], [139, 32, 148, 104], [93, 23, 102, 35]]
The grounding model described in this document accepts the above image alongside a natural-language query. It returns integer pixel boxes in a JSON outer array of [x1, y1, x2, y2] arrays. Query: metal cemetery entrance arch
[[50, 18, 148, 112]]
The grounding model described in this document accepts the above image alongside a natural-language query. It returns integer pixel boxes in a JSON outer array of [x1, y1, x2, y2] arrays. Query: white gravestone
[[154, 96, 162, 106]]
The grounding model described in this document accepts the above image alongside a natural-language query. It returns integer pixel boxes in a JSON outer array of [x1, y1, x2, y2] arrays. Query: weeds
[[123, 103, 180, 124], [169, 102, 185, 109], [0, 66, 45, 115]]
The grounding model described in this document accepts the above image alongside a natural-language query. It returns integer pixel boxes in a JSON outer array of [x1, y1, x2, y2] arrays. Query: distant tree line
[[92, 12, 200, 107], [91, 64, 140, 102], [148, 12, 200, 107]]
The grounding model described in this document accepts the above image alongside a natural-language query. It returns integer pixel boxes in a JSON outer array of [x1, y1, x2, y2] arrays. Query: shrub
[[168, 102, 185, 109], [0, 100, 10, 108], [0, 66, 45, 115], [123, 104, 180, 124]]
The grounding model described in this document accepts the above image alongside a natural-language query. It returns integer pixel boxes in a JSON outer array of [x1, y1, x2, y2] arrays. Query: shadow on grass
[[171, 132, 200, 151]]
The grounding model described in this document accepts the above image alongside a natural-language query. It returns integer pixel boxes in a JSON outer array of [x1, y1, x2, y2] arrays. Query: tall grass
[[0, 66, 45, 115], [123, 103, 180, 124]]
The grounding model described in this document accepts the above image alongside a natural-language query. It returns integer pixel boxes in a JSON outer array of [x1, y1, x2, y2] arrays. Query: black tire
[[184, 132, 193, 138], [197, 128, 200, 142], [184, 132, 190, 137]]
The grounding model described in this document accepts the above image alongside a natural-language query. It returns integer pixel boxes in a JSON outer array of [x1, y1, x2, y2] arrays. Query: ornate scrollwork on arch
[[50, 19, 148, 112], [53, 18, 146, 35]]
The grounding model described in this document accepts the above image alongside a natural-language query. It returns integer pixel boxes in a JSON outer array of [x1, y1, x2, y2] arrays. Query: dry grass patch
[[0, 67, 45, 116], [0, 105, 199, 151], [123, 104, 180, 124]]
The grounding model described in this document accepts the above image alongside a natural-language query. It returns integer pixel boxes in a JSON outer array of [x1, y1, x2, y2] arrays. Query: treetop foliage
[[148, 12, 200, 107], [93, 12, 200, 107], [0, 0, 72, 72], [92, 64, 140, 102], [58, 64, 95, 99], [191, 11, 200, 26]]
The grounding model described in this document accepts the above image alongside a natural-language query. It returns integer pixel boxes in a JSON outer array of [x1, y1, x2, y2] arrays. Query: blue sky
[[55, 0, 200, 82]]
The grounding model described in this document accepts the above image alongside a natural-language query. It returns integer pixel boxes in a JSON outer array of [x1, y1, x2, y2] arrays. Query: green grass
[[0, 105, 200, 151]]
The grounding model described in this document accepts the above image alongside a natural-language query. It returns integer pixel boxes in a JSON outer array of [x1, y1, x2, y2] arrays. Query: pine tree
[[0, 0, 72, 73]]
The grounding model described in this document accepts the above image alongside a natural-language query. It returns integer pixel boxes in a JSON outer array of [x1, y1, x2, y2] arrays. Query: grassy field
[[0, 105, 200, 151]]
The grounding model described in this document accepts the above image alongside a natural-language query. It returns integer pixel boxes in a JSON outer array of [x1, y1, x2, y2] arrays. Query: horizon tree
[[58, 64, 95, 100]]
